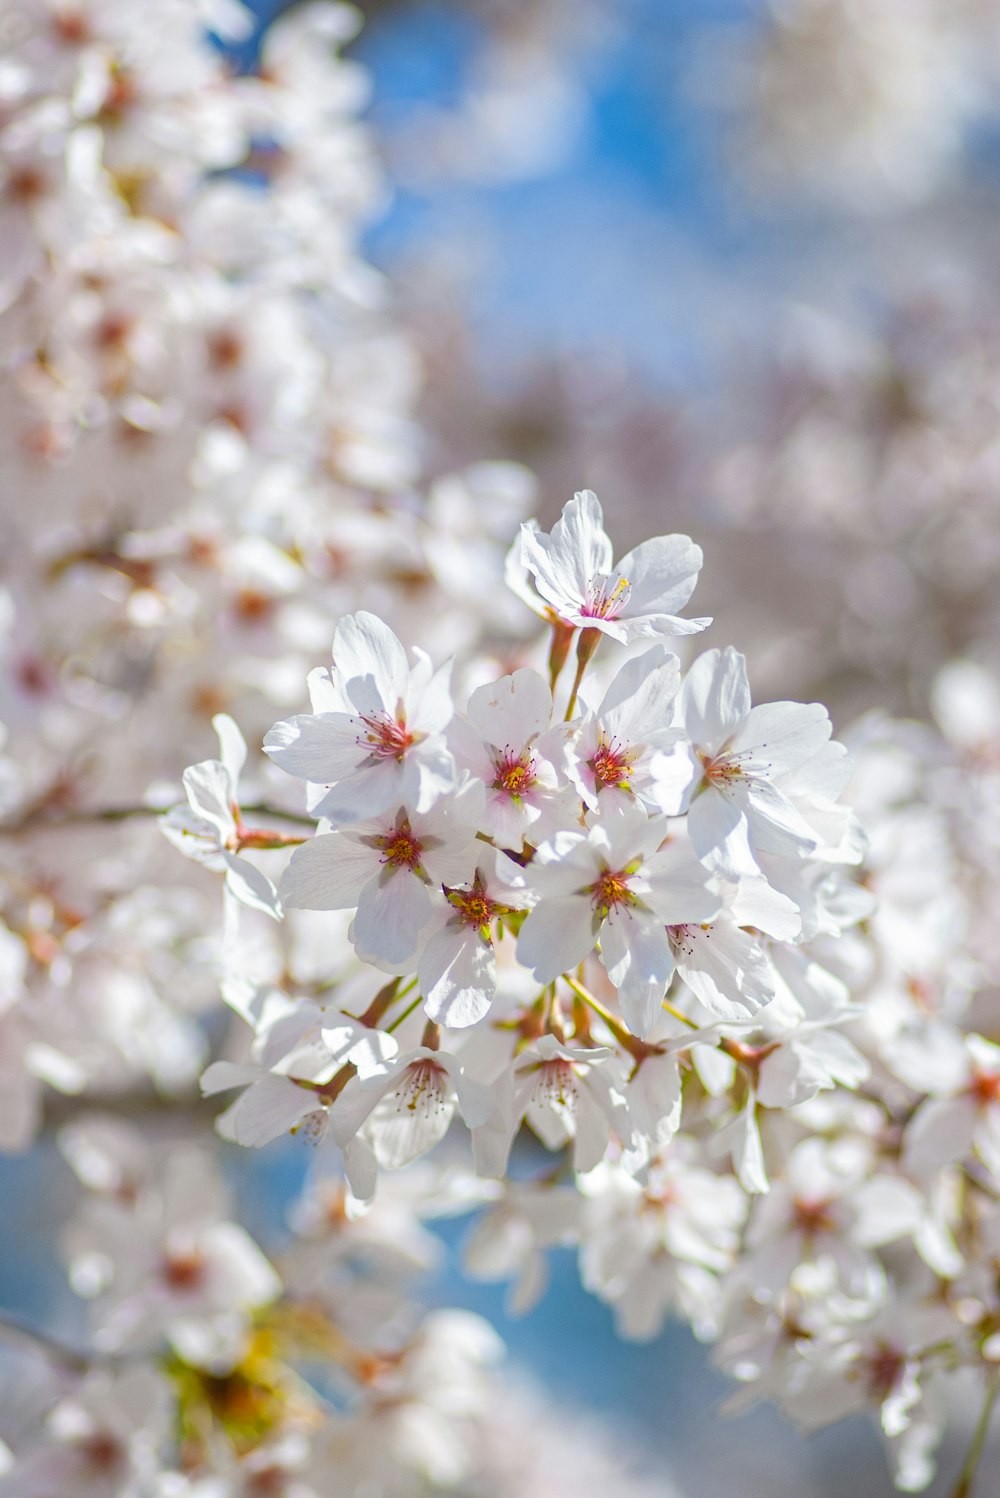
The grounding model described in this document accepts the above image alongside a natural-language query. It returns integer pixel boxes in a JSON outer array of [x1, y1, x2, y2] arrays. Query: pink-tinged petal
[[279, 833, 375, 910], [643, 842, 722, 925], [520, 490, 611, 611], [418, 927, 495, 1029], [598, 645, 679, 742], [333, 611, 409, 718], [343, 1136, 378, 1203], [744, 779, 819, 856], [410, 741, 459, 813], [353, 869, 433, 966], [215, 1075, 317, 1147], [516, 896, 598, 983], [727, 875, 800, 940], [312, 758, 403, 825], [904, 1095, 977, 1176], [683, 647, 751, 752], [686, 785, 755, 875], [467, 667, 553, 747], [617, 533, 703, 619], [647, 741, 701, 815], [718, 1094, 768, 1194], [222, 853, 281, 920], [263, 712, 364, 783], [330, 1064, 404, 1146], [183, 759, 234, 838], [200, 1061, 259, 1095], [409, 658, 455, 735], [212, 713, 248, 786], [730, 700, 832, 776], [600, 906, 674, 1037], [440, 1055, 496, 1129]]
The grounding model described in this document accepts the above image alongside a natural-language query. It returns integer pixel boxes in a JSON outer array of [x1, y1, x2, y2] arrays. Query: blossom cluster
[[0, 0, 535, 1140], [5, 1, 1000, 1494]]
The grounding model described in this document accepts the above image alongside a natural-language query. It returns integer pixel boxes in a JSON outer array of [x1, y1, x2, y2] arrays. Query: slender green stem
[[386, 991, 423, 1034], [0, 800, 317, 835], [562, 974, 648, 1057], [662, 997, 699, 1030], [563, 626, 602, 721], [563, 651, 590, 722], [951, 1378, 999, 1498]]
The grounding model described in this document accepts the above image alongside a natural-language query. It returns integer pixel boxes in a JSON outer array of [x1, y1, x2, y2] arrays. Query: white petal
[[731, 700, 832, 776], [418, 927, 496, 1029], [516, 896, 598, 983], [279, 833, 374, 910], [682, 647, 751, 753], [599, 906, 674, 1037], [617, 533, 703, 619], [263, 712, 363, 783], [223, 853, 281, 920], [183, 759, 234, 839], [212, 713, 247, 787], [333, 611, 409, 718], [467, 667, 552, 748], [353, 870, 433, 966]]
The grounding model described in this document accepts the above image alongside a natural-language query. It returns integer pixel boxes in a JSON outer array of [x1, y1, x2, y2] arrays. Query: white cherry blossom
[[279, 782, 483, 969], [518, 490, 711, 643], [264, 612, 457, 826], [511, 811, 720, 1035]]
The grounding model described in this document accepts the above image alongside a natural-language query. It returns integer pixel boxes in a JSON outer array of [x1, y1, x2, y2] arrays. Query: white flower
[[279, 783, 483, 969], [893, 1026, 1000, 1180], [475, 1034, 632, 1175], [331, 1046, 494, 1170], [160, 713, 281, 921], [416, 849, 530, 1029], [566, 644, 686, 815], [511, 810, 719, 1035], [517, 490, 710, 643], [448, 667, 575, 849], [653, 646, 838, 875], [264, 612, 456, 825]]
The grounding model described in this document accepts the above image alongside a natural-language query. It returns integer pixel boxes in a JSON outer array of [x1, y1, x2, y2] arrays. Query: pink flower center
[[590, 867, 635, 912], [793, 1198, 836, 1237], [161, 1248, 206, 1291], [580, 572, 631, 620], [447, 873, 498, 931], [864, 1344, 905, 1400], [698, 750, 744, 785], [492, 748, 536, 798], [536, 1058, 579, 1108], [359, 712, 414, 762], [80, 1432, 123, 1474], [590, 736, 632, 790], [397, 1059, 448, 1113], [970, 1070, 1000, 1107], [376, 817, 424, 871]]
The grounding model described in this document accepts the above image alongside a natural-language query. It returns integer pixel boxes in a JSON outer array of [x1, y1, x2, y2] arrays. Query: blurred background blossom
[[5, 1, 1000, 1494]]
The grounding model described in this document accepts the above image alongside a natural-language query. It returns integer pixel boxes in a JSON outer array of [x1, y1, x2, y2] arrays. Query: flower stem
[[1, 801, 317, 835], [951, 1378, 999, 1498], [564, 627, 601, 721], [386, 991, 423, 1034]]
